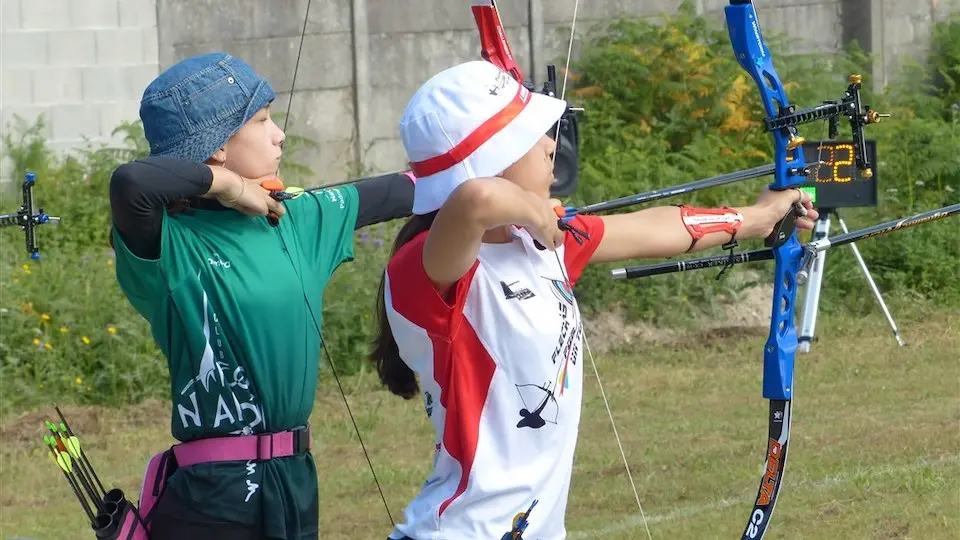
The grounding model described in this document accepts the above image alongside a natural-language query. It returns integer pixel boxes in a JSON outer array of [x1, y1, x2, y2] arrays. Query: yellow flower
[[107, 259, 114, 267], [106, 325, 117, 335], [60, 327, 69, 333], [21, 263, 31, 275], [81, 336, 90, 345], [41, 313, 51, 321], [32, 338, 40, 346], [44, 343, 53, 350], [75, 376, 83, 385]]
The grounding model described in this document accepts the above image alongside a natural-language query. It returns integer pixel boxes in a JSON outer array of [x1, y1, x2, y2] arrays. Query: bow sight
[[0, 172, 60, 259], [526, 64, 582, 197], [767, 74, 890, 178]]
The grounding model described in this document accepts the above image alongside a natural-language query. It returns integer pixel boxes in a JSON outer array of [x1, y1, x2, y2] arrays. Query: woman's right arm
[[109, 157, 244, 259], [422, 178, 563, 295]]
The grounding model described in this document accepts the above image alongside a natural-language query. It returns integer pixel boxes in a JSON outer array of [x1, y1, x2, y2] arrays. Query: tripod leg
[[836, 213, 905, 346], [799, 214, 831, 353]]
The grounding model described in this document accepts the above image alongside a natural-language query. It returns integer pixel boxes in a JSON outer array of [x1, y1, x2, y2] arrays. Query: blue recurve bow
[[725, 2, 810, 538]]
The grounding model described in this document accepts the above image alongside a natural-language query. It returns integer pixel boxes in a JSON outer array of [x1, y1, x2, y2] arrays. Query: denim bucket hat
[[139, 53, 276, 163]]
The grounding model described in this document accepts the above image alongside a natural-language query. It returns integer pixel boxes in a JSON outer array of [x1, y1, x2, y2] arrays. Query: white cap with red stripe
[[400, 60, 568, 215]]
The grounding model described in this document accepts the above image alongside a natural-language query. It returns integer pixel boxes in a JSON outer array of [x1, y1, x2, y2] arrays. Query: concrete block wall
[[357, 0, 849, 177], [871, 0, 960, 88], [0, 0, 159, 180], [155, 0, 359, 185], [1, 0, 957, 187]]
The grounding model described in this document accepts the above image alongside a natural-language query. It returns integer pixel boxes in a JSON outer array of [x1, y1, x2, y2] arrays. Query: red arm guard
[[677, 205, 744, 252]]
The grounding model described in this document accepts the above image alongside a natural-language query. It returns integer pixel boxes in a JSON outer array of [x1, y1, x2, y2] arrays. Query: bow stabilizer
[[0, 172, 60, 260]]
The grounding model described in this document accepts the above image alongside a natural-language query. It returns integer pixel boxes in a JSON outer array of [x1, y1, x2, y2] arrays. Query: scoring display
[[799, 140, 878, 209]]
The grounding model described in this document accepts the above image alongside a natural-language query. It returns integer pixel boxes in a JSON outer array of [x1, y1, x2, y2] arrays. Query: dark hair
[[369, 211, 438, 399]]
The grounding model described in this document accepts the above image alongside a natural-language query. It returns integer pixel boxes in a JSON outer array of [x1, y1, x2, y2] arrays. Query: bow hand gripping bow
[[0, 172, 60, 260]]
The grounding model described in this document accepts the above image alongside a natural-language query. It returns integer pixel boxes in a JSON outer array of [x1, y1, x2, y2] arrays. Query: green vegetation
[[2, 308, 957, 538], [1, 5, 957, 413], [564, 5, 959, 323]]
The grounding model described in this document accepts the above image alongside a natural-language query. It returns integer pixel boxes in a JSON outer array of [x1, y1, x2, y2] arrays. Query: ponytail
[[369, 211, 438, 399]]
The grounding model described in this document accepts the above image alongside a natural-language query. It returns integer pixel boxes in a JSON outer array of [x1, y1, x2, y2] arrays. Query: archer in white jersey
[[369, 60, 818, 540]]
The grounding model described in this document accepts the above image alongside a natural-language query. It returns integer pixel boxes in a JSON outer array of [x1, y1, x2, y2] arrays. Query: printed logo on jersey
[[514, 276, 584, 429], [174, 269, 266, 503], [501, 280, 535, 300], [501, 499, 540, 540], [324, 188, 346, 209], [515, 382, 558, 429], [544, 277, 582, 396], [207, 252, 231, 269], [174, 269, 266, 504], [244, 460, 259, 502], [544, 277, 574, 305], [424, 391, 434, 417]]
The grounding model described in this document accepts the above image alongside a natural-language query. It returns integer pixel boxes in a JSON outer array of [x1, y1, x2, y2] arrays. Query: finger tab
[[260, 178, 285, 191]]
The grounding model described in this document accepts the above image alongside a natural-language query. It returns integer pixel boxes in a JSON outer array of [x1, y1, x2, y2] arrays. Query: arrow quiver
[[0, 171, 60, 259]]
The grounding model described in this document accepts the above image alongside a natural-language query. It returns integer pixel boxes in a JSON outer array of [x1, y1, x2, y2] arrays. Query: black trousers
[[149, 488, 265, 540]]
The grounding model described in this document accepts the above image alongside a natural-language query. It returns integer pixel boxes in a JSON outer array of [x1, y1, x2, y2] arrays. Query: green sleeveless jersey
[[112, 185, 359, 538]]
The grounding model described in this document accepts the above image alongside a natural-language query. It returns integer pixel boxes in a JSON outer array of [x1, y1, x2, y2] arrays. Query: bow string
[[279, 0, 396, 527]]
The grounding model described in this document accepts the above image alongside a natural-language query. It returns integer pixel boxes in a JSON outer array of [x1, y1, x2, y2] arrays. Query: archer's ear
[[209, 147, 227, 164]]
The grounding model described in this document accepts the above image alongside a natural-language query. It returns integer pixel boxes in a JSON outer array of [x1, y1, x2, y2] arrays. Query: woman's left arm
[[589, 188, 818, 264], [353, 171, 416, 229]]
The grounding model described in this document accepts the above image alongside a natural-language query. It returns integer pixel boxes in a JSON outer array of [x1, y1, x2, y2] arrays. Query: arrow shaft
[[807, 203, 960, 253], [56, 406, 107, 497], [571, 163, 776, 216], [611, 203, 959, 279]]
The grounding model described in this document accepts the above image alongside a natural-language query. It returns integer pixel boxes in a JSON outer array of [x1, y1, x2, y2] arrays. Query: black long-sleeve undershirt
[[109, 157, 414, 259]]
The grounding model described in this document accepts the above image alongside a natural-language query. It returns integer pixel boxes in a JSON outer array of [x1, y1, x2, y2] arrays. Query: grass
[[1, 305, 957, 539]]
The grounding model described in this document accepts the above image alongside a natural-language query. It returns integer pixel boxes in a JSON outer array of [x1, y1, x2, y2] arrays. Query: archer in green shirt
[[109, 53, 413, 540]]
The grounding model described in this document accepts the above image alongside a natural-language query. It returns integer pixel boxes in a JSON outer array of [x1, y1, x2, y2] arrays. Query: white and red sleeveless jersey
[[384, 215, 604, 540]]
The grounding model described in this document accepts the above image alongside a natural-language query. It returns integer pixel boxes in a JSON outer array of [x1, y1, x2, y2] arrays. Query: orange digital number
[[831, 144, 854, 183]]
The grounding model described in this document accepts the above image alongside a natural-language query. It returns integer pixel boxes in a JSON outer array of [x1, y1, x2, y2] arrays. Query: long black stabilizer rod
[[564, 163, 789, 217], [611, 203, 960, 280]]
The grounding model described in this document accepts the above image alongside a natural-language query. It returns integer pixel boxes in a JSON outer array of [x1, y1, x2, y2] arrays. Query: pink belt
[[172, 425, 311, 467]]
